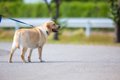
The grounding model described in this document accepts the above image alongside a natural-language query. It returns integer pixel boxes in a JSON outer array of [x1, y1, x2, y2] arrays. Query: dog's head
[[44, 21, 60, 33]]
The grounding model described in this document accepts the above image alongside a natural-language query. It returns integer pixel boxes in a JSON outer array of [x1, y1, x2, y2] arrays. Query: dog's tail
[[12, 30, 20, 49]]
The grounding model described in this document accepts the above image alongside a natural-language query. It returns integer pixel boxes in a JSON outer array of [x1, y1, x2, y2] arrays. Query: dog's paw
[[9, 60, 13, 63], [28, 56, 32, 62], [40, 60, 45, 63], [28, 60, 31, 62], [23, 60, 27, 63]]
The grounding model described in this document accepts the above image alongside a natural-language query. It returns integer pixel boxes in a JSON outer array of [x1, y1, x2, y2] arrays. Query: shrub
[[60, 2, 109, 17], [0, 2, 109, 18]]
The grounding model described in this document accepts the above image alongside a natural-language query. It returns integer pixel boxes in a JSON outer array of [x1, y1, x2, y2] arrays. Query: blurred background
[[0, 0, 119, 45]]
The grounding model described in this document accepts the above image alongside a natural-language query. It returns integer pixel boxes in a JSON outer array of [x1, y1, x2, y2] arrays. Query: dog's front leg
[[38, 47, 43, 62], [21, 47, 27, 63], [28, 49, 33, 62]]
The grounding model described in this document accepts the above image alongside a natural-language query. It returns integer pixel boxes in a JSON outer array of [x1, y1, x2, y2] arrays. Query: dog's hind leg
[[21, 47, 27, 63], [28, 49, 33, 62], [9, 31, 20, 63], [9, 46, 17, 63], [9, 39, 19, 63]]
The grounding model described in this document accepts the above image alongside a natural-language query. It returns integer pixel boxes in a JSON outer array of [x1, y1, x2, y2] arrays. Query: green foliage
[[0, 2, 109, 18], [109, 0, 120, 23], [60, 2, 109, 17], [0, 0, 22, 2], [0, 2, 49, 17], [61, 0, 106, 2]]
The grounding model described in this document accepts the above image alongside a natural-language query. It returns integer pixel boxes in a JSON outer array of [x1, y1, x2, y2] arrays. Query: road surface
[[0, 42, 120, 80]]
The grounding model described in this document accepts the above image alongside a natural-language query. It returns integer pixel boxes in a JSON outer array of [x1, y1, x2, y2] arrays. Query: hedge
[[0, 2, 109, 18], [62, 0, 106, 2], [60, 2, 109, 17]]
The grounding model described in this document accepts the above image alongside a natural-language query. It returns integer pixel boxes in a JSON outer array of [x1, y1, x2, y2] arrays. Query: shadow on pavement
[[0, 60, 84, 64]]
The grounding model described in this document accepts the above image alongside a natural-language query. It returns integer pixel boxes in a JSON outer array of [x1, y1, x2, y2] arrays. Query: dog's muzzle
[[52, 25, 61, 32]]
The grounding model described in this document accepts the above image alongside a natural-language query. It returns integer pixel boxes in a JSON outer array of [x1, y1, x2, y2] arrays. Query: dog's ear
[[46, 23, 51, 29]]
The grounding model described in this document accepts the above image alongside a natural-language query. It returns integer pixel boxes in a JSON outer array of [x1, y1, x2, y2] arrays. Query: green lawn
[[0, 28, 120, 46], [48, 28, 118, 45]]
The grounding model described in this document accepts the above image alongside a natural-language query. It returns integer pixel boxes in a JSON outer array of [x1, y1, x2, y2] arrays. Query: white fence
[[0, 18, 115, 36]]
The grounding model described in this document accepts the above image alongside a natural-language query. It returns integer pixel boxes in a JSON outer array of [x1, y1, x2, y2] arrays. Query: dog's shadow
[[0, 60, 83, 64]]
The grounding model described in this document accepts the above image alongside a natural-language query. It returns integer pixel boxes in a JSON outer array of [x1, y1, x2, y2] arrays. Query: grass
[[0, 29, 14, 41], [0, 28, 120, 46], [48, 28, 118, 45]]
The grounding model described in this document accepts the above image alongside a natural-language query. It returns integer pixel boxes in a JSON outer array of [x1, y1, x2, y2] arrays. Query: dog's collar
[[38, 27, 49, 38], [46, 31, 49, 35]]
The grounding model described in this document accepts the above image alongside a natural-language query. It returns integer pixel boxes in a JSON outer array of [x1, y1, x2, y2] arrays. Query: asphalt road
[[0, 42, 120, 80]]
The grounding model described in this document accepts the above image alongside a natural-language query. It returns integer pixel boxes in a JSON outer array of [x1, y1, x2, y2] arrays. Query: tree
[[110, 0, 120, 42], [0, 0, 22, 2], [44, 0, 60, 40]]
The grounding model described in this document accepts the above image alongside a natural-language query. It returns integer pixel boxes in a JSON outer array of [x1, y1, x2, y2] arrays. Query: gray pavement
[[0, 42, 120, 80]]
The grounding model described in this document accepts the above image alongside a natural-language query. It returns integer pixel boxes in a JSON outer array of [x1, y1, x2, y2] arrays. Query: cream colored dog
[[9, 21, 60, 63]]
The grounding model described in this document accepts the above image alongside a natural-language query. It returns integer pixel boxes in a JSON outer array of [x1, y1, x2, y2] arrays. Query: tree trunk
[[53, 0, 60, 40], [115, 0, 120, 42], [116, 22, 120, 42]]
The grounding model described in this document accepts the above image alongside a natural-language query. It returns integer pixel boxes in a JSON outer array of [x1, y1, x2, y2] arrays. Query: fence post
[[85, 21, 91, 37], [15, 22, 20, 31]]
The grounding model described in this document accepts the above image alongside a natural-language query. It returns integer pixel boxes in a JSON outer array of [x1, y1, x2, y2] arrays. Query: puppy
[[9, 21, 60, 63]]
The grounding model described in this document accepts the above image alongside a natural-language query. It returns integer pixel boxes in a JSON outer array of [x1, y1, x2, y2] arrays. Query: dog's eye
[[53, 24, 55, 26]]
